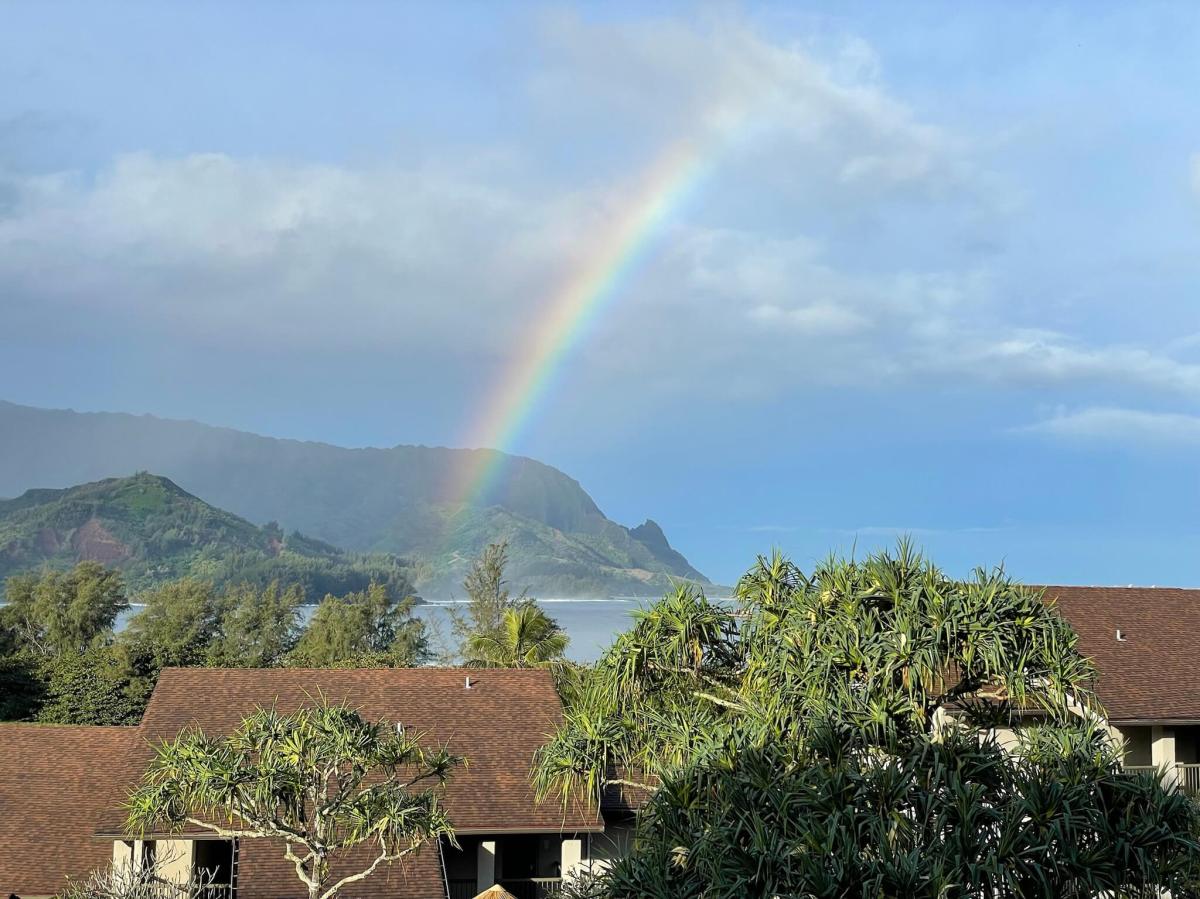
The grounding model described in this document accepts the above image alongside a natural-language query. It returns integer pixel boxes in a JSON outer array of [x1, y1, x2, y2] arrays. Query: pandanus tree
[[126, 702, 462, 899], [539, 542, 1200, 898]]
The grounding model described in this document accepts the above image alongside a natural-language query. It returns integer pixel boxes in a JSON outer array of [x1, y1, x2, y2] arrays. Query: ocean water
[[103, 597, 653, 662], [416, 598, 649, 661], [31, 595, 739, 663]]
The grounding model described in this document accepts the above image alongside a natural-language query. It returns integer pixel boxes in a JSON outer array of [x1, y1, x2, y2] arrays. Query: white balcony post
[[156, 839, 195, 888], [476, 840, 497, 893], [561, 837, 584, 884], [112, 840, 135, 874], [1152, 725, 1180, 790]]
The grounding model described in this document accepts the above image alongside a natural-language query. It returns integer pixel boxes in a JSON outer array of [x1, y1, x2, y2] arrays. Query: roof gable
[[1045, 585, 1200, 723], [96, 667, 599, 835]]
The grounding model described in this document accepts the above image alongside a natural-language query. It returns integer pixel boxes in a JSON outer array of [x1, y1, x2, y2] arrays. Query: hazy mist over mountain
[[0, 401, 708, 597]]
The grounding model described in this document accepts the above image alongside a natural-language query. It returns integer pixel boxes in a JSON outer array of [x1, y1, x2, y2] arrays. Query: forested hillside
[[0, 401, 708, 596], [0, 473, 414, 599]]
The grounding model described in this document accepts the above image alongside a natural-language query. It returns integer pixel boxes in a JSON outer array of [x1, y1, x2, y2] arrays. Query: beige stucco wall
[[155, 839, 196, 886], [1118, 726, 1153, 766]]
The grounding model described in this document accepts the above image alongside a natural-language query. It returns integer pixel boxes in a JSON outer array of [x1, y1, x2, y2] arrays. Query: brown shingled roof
[[235, 837, 446, 899], [1045, 585, 1200, 723], [96, 668, 601, 836], [0, 724, 138, 897]]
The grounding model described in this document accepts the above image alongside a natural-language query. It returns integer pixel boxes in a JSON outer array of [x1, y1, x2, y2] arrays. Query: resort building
[[1, 585, 1198, 899], [1047, 586, 1200, 793], [2, 669, 606, 899]]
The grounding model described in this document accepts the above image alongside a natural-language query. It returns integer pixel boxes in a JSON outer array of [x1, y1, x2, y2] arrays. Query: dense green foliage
[[126, 702, 462, 899], [2, 561, 128, 654], [466, 602, 569, 668], [206, 580, 305, 668], [0, 473, 417, 598], [291, 583, 429, 667], [449, 542, 568, 667], [448, 541, 519, 657], [0, 401, 709, 597], [540, 544, 1200, 898], [588, 730, 1200, 899], [0, 563, 429, 724], [36, 644, 149, 726]]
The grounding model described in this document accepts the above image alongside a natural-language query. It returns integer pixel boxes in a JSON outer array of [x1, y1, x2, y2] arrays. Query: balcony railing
[[499, 878, 562, 899], [1124, 763, 1200, 795]]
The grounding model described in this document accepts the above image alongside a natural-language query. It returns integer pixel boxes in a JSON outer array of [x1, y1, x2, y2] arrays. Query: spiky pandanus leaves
[[533, 584, 741, 805], [738, 541, 1099, 755], [538, 544, 1098, 806], [598, 727, 1200, 899], [126, 702, 462, 899], [535, 542, 1200, 898]]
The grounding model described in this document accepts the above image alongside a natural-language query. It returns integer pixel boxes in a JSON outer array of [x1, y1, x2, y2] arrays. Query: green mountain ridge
[[0, 401, 708, 596], [0, 473, 416, 599]]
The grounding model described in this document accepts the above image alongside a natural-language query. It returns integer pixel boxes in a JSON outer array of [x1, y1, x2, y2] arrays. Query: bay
[[25, 595, 734, 663], [106, 597, 651, 663]]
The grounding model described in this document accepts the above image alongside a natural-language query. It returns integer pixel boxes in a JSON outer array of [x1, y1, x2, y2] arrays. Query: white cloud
[[929, 330, 1200, 396], [0, 14, 1195, 426], [2, 149, 1194, 411], [1018, 407, 1200, 446], [749, 302, 868, 335], [531, 11, 971, 198], [0, 153, 581, 354]]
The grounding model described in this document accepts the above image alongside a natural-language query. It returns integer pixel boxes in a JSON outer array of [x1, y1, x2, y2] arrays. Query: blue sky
[[2, 2, 1199, 587]]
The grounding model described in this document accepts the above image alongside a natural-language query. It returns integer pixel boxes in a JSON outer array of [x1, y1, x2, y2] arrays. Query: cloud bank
[[1019, 407, 1200, 447], [2, 14, 1196, 438]]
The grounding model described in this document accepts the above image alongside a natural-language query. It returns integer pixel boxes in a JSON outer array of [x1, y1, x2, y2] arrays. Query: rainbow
[[446, 137, 715, 508]]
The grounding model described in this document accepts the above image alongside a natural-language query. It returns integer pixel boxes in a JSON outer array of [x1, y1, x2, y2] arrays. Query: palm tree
[[466, 601, 568, 668]]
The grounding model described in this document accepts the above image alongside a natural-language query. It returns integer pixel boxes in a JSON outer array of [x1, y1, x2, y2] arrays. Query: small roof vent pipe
[[1116, 629, 1127, 642], [465, 676, 473, 689]]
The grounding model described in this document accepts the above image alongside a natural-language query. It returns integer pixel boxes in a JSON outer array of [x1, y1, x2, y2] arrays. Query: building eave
[[95, 823, 608, 840]]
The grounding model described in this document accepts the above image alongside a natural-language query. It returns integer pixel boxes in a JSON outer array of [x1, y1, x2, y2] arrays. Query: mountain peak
[[630, 518, 668, 549], [0, 401, 707, 597]]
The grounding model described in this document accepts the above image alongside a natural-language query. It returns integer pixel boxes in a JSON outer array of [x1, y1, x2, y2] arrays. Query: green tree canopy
[[450, 541, 519, 659], [121, 578, 221, 669], [291, 583, 428, 667], [35, 645, 146, 726], [2, 562, 128, 656], [207, 580, 303, 668], [540, 543, 1200, 898], [466, 600, 568, 668], [126, 702, 462, 899]]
